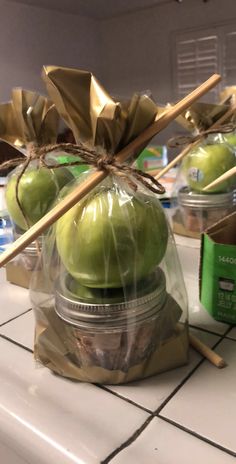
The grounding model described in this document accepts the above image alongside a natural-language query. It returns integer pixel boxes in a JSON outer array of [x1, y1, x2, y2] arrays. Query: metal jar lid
[[178, 187, 235, 209], [54, 268, 167, 331]]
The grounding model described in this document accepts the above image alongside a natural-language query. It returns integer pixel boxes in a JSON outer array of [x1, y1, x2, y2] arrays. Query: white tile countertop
[[0, 236, 236, 463]]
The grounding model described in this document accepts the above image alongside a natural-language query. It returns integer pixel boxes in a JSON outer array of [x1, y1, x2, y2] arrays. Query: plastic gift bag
[[5, 161, 73, 288], [172, 133, 236, 238], [31, 174, 189, 384], [181, 133, 235, 194], [0, 88, 75, 287], [222, 130, 236, 153]]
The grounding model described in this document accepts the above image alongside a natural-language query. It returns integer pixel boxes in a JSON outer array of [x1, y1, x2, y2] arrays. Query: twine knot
[[167, 123, 236, 148], [36, 142, 165, 195], [0, 141, 165, 232], [27, 142, 40, 161], [96, 153, 114, 170]]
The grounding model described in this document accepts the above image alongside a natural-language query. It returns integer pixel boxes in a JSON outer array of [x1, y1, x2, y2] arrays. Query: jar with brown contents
[[173, 187, 235, 238], [54, 268, 183, 375]]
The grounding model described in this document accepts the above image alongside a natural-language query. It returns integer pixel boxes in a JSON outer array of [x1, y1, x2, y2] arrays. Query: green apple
[[223, 132, 236, 148], [56, 187, 168, 288], [6, 166, 73, 230], [184, 143, 235, 193], [66, 267, 162, 303]]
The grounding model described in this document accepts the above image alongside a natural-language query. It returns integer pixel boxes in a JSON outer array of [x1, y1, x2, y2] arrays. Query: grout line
[[0, 333, 33, 353], [221, 325, 235, 338], [96, 384, 152, 414], [0, 308, 32, 328], [154, 333, 228, 415], [98, 329, 232, 418], [189, 323, 231, 338], [225, 335, 236, 341], [101, 414, 154, 463], [158, 416, 236, 458], [154, 358, 205, 415]]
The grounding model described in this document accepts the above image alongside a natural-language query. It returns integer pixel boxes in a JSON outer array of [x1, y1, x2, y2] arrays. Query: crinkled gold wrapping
[[0, 102, 22, 148], [28, 66, 189, 384], [219, 86, 236, 105], [0, 89, 59, 150], [42, 66, 158, 155], [34, 305, 188, 384], [175, 102, 229, 132]]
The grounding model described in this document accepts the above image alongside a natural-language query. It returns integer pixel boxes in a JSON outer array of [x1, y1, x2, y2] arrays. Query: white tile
[[186, 276, 229, 335], [174, 234, 201, 250], [0, 269, 31, 325], [226, 327, 236, 340], [161, 338, 236, 453], [175, 236, 200, 280], [0, 337, 148, 464], [0, 310, 34, 350], [111, 417, 235, 464], [107, 329, 219, 411]]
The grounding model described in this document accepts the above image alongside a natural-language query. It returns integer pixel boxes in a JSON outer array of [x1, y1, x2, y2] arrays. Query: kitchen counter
[[0, 237, 236, 463]]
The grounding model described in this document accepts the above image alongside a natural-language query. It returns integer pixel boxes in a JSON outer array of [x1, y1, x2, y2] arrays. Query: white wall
[[99, 0, 236, 146], [2, 0, 236, 147], [0, 0, 101, 101], [100, 0, 236, 101]]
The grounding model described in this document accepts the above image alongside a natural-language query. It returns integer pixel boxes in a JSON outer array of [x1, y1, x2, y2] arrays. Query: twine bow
[[0, 141, 165, 231], [35, 142, 165, 194], [167, 123, 236, 148]]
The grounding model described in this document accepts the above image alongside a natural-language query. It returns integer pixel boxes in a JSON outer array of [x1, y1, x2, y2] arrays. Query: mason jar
[[13, 230, 42, 271], [173, 187, 235, 238], [54, 267, 183, 377]]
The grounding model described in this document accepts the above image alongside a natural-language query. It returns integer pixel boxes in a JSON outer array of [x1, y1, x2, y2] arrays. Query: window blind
[[176, 35, 218, 101], [223, 31, 236, 86]]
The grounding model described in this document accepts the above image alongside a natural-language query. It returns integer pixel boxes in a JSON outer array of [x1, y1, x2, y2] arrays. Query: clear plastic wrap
[[181, 134, 235, 194], [30, 175, 189, 384], [4, 161, 74, 287], [172, 187, 235, 238], [6, 162, 74, 231], [222, 131, 236, 152], [171, 134, 236, 238]]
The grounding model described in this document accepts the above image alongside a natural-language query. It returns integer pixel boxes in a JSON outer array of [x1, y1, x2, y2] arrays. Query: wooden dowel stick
[[155, 102, 236, 181], [189, 332, 227, 368], [203, 166, 236, 191], [0, 74, 221, 268], [155, 143, 197, 180]]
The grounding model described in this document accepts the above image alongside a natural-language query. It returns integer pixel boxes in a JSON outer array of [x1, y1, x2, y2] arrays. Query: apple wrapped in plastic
[[6, 165, 73, 230], [223, 132, 236, 149], [184, 142, 235, 193], [56, 185, 169, 288]]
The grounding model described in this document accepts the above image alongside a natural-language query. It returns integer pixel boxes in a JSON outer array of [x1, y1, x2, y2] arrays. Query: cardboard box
[[135, 145, 168, 171], [200, 211, 236, 323], [5, 261, 32, 289]]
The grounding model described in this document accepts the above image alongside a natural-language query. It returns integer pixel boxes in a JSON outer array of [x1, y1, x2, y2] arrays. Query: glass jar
[[5, 232, 43, 288], [11, 228, 42, 270], [31, 177, 189, 384], [20, 239, 42, 271], [54, 268, 183, 374], [173, 187, 235, 238]]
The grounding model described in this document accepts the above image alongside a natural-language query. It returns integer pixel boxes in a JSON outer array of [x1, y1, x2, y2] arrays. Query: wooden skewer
[[155, 102, 236, 181], [203, 166, 236, 191], [0, 74, 221, 268], [189, 332, 227, 368]]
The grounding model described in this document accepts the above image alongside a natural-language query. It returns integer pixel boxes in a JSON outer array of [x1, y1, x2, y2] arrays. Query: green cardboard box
[[200, 211, 236, 323], [135, 145, 168, 171]]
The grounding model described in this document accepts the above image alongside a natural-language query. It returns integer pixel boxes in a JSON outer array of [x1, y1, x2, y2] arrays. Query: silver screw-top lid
[[55, 268, 167, 330], [178, 187, 235, 209]]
